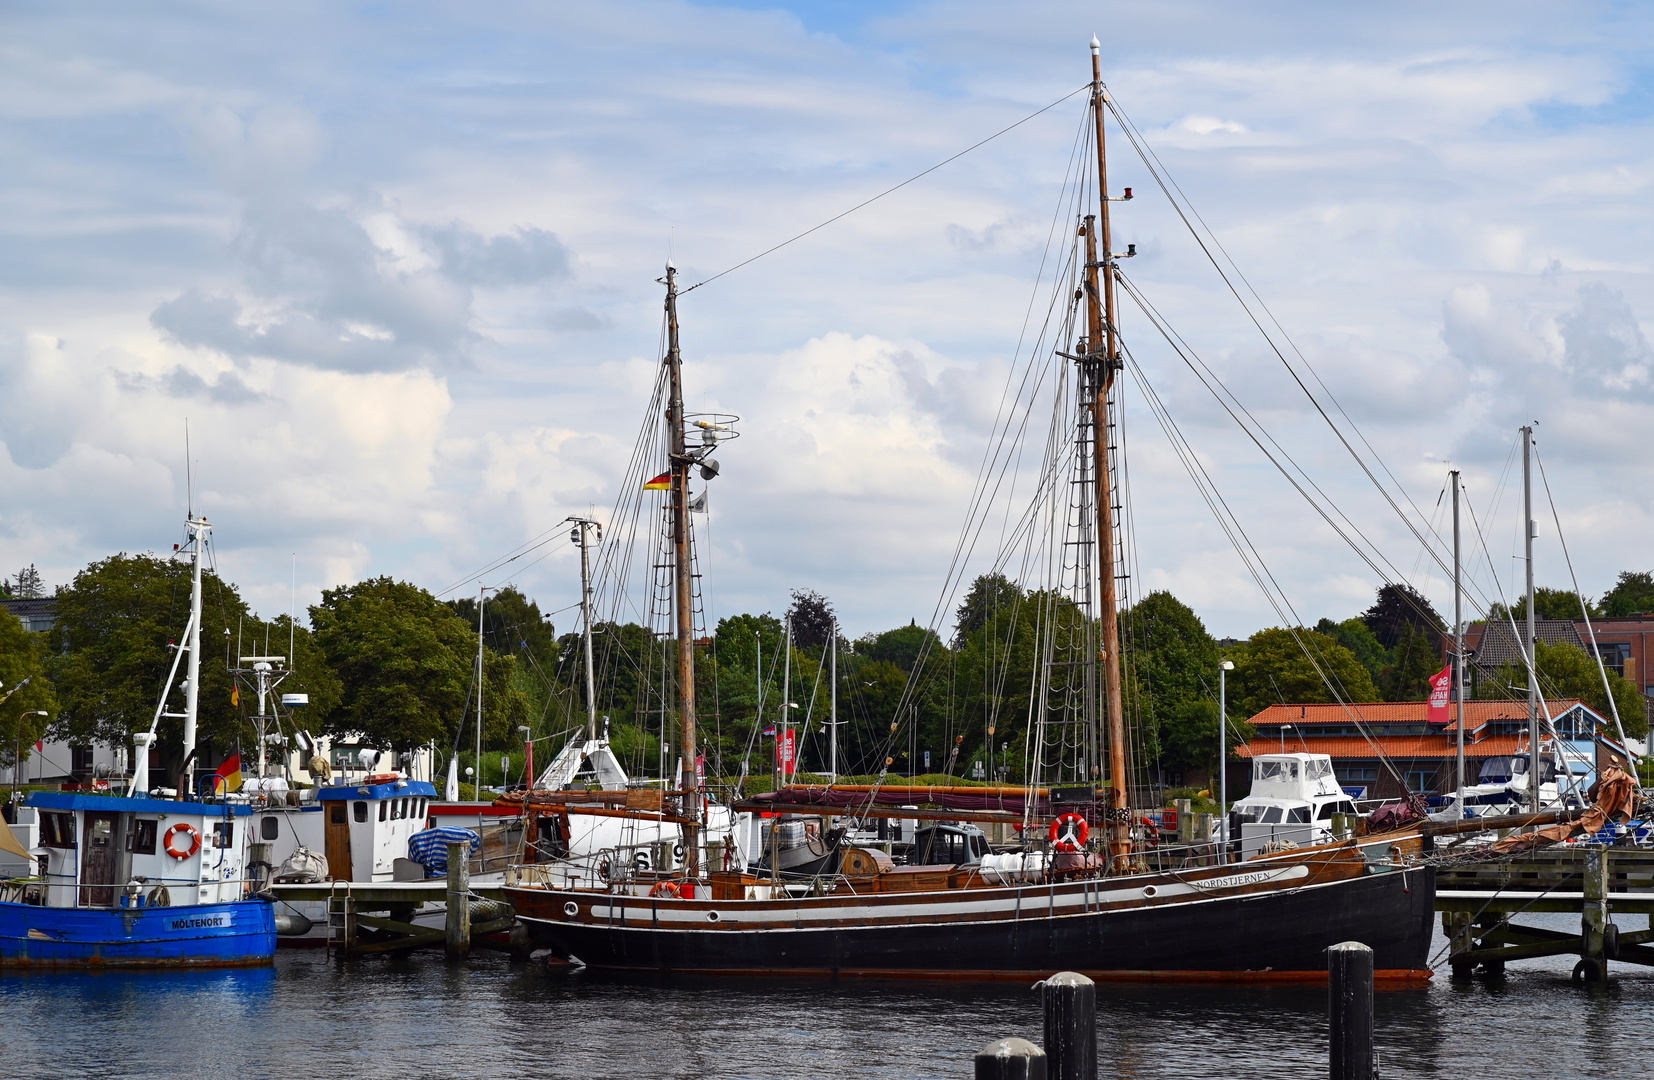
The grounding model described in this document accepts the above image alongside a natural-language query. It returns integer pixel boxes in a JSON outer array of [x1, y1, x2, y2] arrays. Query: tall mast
[[571, 518, 600, 740], [182, 514, 208, 791], [1452, 469, 1465, 819], [476, 586, 486, 790], [1085, 35, 1130, 868], [663, 262, 701, 871], [829, 622, 838, 784], [1523, 425, 1539, 813]]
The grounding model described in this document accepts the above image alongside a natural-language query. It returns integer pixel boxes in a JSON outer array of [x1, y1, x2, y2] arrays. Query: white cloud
[[1, 0, 1652, 644]]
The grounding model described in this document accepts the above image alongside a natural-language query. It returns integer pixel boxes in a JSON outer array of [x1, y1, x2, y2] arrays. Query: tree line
[[1, 555, 1648, 789]]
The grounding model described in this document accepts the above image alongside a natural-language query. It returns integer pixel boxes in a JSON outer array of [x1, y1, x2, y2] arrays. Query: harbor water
[[2, 916, 1649, 1079]]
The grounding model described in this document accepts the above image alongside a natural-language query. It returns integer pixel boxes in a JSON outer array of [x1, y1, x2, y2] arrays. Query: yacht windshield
[[1256, 761, 1299, 783], [1260, 806, 1285, 824], [1304, 759, 1333, 781]]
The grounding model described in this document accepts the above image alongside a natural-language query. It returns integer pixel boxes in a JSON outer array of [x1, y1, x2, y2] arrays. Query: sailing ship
[[0, 515, 280, 968], [504, 39, 1436, 981]]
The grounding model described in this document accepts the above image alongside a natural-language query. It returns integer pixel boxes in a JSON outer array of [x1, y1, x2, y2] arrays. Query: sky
[[2, 1, 1652, 644]]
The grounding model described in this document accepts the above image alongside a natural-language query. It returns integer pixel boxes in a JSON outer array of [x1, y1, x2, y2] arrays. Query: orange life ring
[[1049, 813, 1089, 852], [649, 881, 679, 899], [163, 822, 201, 860]]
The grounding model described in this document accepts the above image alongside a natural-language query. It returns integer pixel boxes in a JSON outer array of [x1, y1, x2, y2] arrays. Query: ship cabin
[[1229, 753, 1357, 859], [21, 792, 259, 910], [911, 823, 990, 867], [253, 776, 440, 882]]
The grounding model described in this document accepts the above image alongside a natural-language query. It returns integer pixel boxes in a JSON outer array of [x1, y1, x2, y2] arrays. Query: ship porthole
[[1141, 886, 1157, 898], [706, 911, 720, 923], [563, 902, 579, 918]]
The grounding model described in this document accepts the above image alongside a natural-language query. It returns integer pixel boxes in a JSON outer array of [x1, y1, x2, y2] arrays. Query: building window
[[1406, 770, 1437, 793], [1591, 642, 1630, 678], [71, 746, 94, 775], [1336, 766, 1378, 783]]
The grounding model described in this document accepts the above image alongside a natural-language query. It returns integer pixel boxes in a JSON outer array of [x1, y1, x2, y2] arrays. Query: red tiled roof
[[1237, 734, 1535, 760], [1247, 700, 1582, 727]]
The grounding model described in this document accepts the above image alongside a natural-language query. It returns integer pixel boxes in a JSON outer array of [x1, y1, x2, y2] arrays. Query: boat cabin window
[[353, 801, 368, 823], [261, 816, 280, 841], [1259, 806, 1284, 824], [128, 818, 158, 854], [379, 801, 388, 822], [212, 821, 234, 849], [1304, 759, 1333, 781], [1316, 800, 1357, 820], [89, 818, 114, 846], [40, 811, 74, 848], [1286, 807, 1310, 824], [1255, 761, 1298, 783]]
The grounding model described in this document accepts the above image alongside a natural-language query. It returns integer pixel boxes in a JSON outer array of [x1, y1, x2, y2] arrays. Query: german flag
[[644, 472, 672, 490], [213, 753, 243, 794]]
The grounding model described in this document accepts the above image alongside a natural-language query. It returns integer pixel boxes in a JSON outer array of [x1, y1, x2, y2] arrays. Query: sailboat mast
[[476, 586, 486, 790], [575, 519, 599, 740], [1086, 36, 1130, 867], [182, 515, 207, 790], [1523, 425, 1539, 813], [1452, 469, 1465, 819], [829, 622, 838, 784], [663, 262, 701, 870]]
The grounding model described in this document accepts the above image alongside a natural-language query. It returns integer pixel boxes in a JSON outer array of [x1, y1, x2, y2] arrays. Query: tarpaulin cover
[[408, 827, 480, 874]]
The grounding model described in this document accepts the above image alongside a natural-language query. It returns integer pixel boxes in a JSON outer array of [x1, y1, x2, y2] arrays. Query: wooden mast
[[663, 263, 701, 873], [1084, 36, 1131, 869]]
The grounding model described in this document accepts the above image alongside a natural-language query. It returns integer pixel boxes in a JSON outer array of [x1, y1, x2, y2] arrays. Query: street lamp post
[[13, 710, 48, 803], [1219, 660, 1234, 861]]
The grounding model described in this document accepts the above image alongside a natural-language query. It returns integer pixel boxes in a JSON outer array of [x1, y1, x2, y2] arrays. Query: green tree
[[1361, 582, 1445, 650], [953, 573, 1022, 646], [1314, 617, 1388, 685], [1599, 571, 1654, 618], [857, 621, 942, 673], [1225, 627, 1381, 717], [1121, 591, 1229, 773], [0, 608, 57, 775], [786, 590, 836, 650], [1378, 621, 1442, 702], [310, 577, 522, 753], [49, 553, 249, 778], [1490, 586, 1597, 623], [1479, 639, 1648, 738]]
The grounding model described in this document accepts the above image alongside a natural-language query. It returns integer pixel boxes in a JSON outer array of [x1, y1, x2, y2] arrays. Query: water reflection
[[2, 917, 1650, 1080]]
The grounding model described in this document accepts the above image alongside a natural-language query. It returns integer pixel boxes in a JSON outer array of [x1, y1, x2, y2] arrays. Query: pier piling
[[1040, 971, 1096, 1080], [1328, 941, 1374, 1080], [974, 1038, 1047, 1080], [445, 841, 470, 959]]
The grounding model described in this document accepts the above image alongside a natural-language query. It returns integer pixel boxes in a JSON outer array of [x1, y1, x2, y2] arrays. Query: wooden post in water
[[975, 1038, 1047, 1080], [1328, 941, 1374, 1080], [445, 840, 470, 959], [1578, 845, 1610, 982], [1041, 971, 1096, 1080]]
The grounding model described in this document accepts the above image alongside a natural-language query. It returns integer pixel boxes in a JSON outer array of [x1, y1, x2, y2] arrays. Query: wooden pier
[[1436, 845, 1654, 981], [272, 873, 519, 957]]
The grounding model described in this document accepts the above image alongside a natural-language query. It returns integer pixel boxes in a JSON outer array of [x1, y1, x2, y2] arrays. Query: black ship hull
[[513, 865, 1434, 981]]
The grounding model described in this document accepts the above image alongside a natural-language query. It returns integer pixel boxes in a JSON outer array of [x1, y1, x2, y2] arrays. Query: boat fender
[[274, 912, 314, 936], [650, 881, 679, 899], [163, 823, 202, 860], [1049, 813, 1089, 852]]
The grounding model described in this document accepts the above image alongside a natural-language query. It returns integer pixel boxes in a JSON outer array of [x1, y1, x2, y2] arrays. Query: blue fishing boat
[[0, 514, 279, 969]]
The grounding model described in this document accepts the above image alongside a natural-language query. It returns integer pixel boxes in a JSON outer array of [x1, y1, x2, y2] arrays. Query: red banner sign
[[1427, 665, 1453, 724], [776, 729, 797, 777]]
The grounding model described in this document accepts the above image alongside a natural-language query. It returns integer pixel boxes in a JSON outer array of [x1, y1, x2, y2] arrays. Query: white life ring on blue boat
[[163, 823, 201, 860]]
